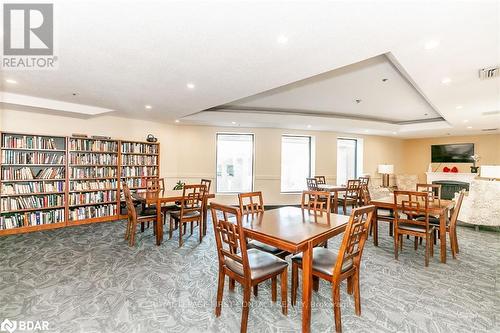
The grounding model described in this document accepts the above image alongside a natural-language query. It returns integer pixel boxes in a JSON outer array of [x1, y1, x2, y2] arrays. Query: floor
[[0, 217, 499, 333]]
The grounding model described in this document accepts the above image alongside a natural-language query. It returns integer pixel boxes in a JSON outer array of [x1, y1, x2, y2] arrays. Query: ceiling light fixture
[[456, 105, 463, 110], [307, 124, 312, 129], [424, 40, 440, 50], [5, 79, 17, 84], [175, 119, 180, 123], [441, 77, 452, 84], [355, 99, 362, 104], [392, 132, 397, 135], [145, 105, 152, 110], [277, 35, 288, 44], [231, 121, 237, 125], [467, 126, 473, 129], [186, 83, 195, 89], [382, 78, 388, 82]]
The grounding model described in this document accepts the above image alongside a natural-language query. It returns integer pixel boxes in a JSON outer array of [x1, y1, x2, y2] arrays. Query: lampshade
[[480, 165, 500, 179], [378, 164, 394, 174]]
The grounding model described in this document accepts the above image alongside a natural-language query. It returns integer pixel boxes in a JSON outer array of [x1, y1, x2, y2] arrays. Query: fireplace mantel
[[426, 172, 477, 185]]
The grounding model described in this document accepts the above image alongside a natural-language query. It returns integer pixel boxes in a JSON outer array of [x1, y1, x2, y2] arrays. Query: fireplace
[[432, 181, 469, 200]]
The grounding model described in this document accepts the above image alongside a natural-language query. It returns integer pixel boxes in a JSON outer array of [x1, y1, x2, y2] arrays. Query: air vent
[[482, 128, 498, 132], [479, 66, 499, 80], [482, 110, 500, 116]]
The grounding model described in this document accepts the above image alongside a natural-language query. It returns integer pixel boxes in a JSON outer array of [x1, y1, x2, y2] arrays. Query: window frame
[[215, 132, 255, 194], [280, 134, 313, 194], [336, 137, 359, 184]]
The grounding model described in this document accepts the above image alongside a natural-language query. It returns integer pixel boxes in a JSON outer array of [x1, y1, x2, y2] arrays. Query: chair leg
[[347, 276, 353, 295], [399, 235, 403, 251], [313, 276, 320, 292], [229, 278, 235, 291], [271, 276, 277, 302], [129, 221, 136, 247], [389, 223, 393, 237], [414, 237, 418, 251], [199, 219, 203, 243], [178, 222, 183, 247], [169, 217, 174, 239], [353, 270, 361, 316], [253, 285, 258, 297], [291, 263, 298, 307], [215, 271, 225, 317], [425, 234, 430, 267], [394, 232, 399, 260], [333, 284, 342, 333], [241, 284, 251, 333], [281, 269, 288, 315], [141, 222, 145, 233], [343, 202, 347, 215], [430, 232, 434, 258]]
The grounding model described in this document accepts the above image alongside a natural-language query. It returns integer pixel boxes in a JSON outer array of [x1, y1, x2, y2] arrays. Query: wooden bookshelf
[[0, 132, 161, 235], [68, 138, 119, 224], [0, 132, 67, 234]]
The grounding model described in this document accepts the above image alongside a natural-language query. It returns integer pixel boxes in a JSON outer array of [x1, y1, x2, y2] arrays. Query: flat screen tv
[[431, 143, 474, 163]]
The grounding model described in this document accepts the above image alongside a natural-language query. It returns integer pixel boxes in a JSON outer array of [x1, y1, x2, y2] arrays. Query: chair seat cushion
[[142, 207, 158, 216], [397, 222, 434, 233], [171, 210, 201, 220], [225, 248, 288, 280], [291, 247, 353, 276], [416, 216, 442, 225], [248, 240, 284, 255]]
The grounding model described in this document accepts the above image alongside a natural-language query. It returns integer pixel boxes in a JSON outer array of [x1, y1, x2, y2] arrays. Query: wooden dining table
[[241, 206, 350, 333], [370, 195, 454, 263], [133, 190, 215, 245], [317, 184, 347, 213]]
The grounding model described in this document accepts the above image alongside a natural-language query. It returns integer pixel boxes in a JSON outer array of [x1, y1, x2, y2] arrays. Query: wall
[[1, 108, 405, 205], [402, 134, 500, 182]]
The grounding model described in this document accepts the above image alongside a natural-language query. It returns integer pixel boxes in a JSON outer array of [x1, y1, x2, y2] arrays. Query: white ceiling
[[1, 0, 499, 138]]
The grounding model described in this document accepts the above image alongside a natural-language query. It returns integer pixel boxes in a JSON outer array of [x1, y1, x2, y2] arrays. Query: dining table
[[369, 195, 454, 263], [317, 184, 347, 213], [133, 190, 215, 245], [241, 206, 350, 333]]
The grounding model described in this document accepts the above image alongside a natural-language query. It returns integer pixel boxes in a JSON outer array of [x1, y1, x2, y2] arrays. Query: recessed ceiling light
[[355, 99, 362, 104], [424, 113, 428, 116], [186, 83, 195, 89], [441, 77, 452, 84], [424, 40, 440, 50], [467, 126, 473, 129], [145, 105, 152, 110], [307, 124, 312, 129], [5, 79, 17, 84], [175, 119, 180, 123], [382, 78, 388, 82], [277, 35, 288, 44], [231, 121, 236, 125], [456, 105, 463, 109], [392, 132, 397, 135], [463, 119, 469, 123]]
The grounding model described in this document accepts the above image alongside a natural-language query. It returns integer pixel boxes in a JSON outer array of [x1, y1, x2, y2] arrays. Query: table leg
[[333, 191, 339, 214], [156, 198, 163, 246], [301, 241, 313, 333], [373, 209, 379, 247], [203, 197, 208, 236], [440, 209, 447, 263]]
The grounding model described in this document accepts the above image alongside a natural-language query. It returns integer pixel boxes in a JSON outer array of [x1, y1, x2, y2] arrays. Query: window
[[281, 135, 312, 192], [216, 133, 254, 193], [336, 138, 358, 185]]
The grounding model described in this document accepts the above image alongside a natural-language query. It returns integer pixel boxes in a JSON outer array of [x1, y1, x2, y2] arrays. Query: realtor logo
[[0, 319, 16, 333], [0, 319, 49, 332], [2, 3, 57, 69]]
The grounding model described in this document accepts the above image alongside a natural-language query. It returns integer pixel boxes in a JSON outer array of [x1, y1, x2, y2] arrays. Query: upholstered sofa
[[395, 174, 418, 191], [456, 180, 500, 226]]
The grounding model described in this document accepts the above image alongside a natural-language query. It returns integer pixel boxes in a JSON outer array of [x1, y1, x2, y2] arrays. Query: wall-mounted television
[[431, 143, 474, 163]]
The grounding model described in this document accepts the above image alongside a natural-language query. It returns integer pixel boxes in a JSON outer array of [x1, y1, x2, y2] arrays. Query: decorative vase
[[470, 166, 479, 173]]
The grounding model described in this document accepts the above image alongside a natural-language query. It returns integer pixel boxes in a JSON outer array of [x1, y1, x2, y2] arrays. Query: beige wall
[[402, 134, 500, 182], [1, 108, 405, 205]]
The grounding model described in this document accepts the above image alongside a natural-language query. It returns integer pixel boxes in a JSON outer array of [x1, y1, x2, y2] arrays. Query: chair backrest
[[346, 179, 361, 198], [146, 177, 160, 193], [358, 176, 370, 186], [393, 190, 430, 230], [201, 179, 212, 193], [211, 203, 250, 278], [306, 177, 319, 191], [360, 184, 371, 205], [449, 189, 465, 231], [179, 184, 205, 218], [332, 205, 375, 279], [238, 191, 264, 215], [416, 183, 442, 203], [159, 177, 166, 191], [301, 190, 331, 215], [315, 176, 326, 184], [122, 183, 137, 223]]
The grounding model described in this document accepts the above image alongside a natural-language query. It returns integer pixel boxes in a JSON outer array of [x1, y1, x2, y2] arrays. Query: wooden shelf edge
[[0, 222, 66, 236], [68, 215, 120, 225]]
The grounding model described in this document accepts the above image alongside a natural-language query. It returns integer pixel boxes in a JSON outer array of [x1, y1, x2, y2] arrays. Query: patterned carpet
[[0, 216, 498, 333]]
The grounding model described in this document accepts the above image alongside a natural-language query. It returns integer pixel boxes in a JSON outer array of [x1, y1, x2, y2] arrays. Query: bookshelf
[[68, 138, 119, 225], [0, 133, 67, 235], [119, 140, 159, 191]]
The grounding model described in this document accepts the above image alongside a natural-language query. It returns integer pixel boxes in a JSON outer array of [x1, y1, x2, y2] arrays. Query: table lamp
[[378, 164, 394, 187], [480, 165, 500, 180]]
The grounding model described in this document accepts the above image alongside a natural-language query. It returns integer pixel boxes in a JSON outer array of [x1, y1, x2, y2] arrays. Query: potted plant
[[470, 154, 480, 173], [173, 180, 184, 190]]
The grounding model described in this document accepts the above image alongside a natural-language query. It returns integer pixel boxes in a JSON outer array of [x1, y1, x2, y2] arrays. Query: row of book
[[69, 203, 117, 221], [1, 150, 65, 164], [121, 166, 158, 177], [70, 139, 118, 152], [1, 181, 65, 195], [68, 191, 117, 205], [0, 209, 65, 229], [121, 154, 158, 165], [1, 194, 65, 212], [121, 142, 158, 154], [2, 167, 65, 180], [69, 179, 117, 191], [2, 135, 61, 150], [122, 178, 151, 188], [69, 153, 117, 165], [70, 167, 117, 179]]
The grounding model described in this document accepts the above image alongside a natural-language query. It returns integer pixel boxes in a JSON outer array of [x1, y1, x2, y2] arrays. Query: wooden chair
[[358, 176, 370, 187], [315, 176, 326, 184], [362, 185, 396, 238], [301, 190, 331, 215], [201, 178, 212, 194], [393, 191, 435, 267], [337, 179, 361, 215], [306, 177, 319, 191], [291, 205, 376, 332], [211, 203, 288, 333], [239, 192, 289, 262], [416, 183, 442, 203], [123, 183, 159, 246], [169, 184, 206, 247]]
